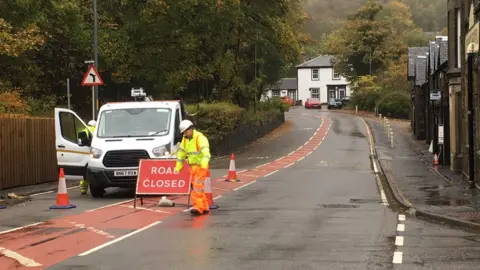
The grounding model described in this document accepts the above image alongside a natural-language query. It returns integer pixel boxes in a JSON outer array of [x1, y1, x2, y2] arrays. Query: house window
[[310, 88, 320, 99], [339, 89, 346, 98], [333, 69, 340, 80], [272, 90, 280, 97], [311, 69, 319, 80]]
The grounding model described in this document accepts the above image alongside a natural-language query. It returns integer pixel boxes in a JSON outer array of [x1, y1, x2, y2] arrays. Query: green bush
[[350, 91, 383, 111], [376, 92, 410, 119], [186, 101, 283, 144]]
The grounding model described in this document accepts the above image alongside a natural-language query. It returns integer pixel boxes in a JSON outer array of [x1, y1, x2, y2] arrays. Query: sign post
[[134, 159, 191, 208], [81, 64, 104, 120]]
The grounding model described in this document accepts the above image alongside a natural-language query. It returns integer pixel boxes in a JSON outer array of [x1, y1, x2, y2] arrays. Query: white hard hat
[[179, 120, 194, 133], [88, 120, 97, 127]]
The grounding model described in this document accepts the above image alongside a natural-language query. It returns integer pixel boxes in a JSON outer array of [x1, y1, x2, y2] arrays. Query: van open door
[[54, 108, 91, 180]]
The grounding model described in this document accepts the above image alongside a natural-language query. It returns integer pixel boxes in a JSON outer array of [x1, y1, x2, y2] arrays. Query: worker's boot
[[190, 208, 201, 216]]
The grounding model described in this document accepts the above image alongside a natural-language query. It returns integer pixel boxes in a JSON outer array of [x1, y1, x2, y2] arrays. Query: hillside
[[303, 0, 447, 39]]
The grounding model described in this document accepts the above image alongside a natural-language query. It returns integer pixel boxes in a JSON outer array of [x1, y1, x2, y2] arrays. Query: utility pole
[[93, 0, 99, 119]]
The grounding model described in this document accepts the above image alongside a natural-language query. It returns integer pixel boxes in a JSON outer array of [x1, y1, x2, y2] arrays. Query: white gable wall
[[297, 67, 350, 104]]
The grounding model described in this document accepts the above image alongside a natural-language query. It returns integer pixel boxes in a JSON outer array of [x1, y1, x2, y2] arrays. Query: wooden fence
[[0, 114, 57, 190]]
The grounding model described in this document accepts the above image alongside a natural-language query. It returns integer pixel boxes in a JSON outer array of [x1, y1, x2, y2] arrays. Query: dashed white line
[[86, 199, 134, 212], [0, 247, 42, 267], [297, 146, 303, 150], [304, 141, 309, 145], [397, 224, 405, 232], [297, 157, 305, 161], [284, 163, 294, 168], [264, 170, 279, 177], [395, 236, 404, 246], [213, 195, 223, 200], [0, 222, 44, 235], [393, 251, 403, 264], [398, 214, 406, 221], [306, 152, 312, 156], [120, 205, 170, 213], [233, 180, 257, 191], [288, 151, 296, 155], [30, 185, 79, 197], [78, 221, 162, 256]]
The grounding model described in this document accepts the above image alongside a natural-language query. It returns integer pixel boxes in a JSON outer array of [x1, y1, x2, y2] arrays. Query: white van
[[54, 100, 185, 197]]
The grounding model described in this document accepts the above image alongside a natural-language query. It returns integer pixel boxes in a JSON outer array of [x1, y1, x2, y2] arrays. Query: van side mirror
[[77, 131, 91, 147]]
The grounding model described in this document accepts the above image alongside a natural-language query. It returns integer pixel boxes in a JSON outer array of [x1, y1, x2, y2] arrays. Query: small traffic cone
[[225, 153, 240, 182], [433, 153, 439, 166], [49, 168, 76, 209], [205, 170, 218, 209]]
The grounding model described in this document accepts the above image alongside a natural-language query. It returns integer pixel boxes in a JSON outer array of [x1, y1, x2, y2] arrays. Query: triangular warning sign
[[81, 65, 104, 86]]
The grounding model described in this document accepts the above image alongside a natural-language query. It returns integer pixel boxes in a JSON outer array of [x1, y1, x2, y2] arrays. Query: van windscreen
[[97, 108, 171, 138]]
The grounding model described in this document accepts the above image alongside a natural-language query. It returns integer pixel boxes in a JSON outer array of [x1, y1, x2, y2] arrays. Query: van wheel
[[90, 184, 105, 198]]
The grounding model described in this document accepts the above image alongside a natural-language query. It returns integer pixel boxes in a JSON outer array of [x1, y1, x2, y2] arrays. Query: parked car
[[341, 96, 350, 106], [305, 98, 321, 109], [280, 96, 294, 106], [327, 98, 343, 109]]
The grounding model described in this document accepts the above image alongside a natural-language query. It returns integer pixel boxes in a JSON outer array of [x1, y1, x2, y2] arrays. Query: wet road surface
[[4, 108, 480, 269], [49, 110, 400, 269]]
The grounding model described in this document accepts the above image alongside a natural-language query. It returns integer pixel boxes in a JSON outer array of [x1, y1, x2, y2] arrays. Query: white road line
[[304, 141, 309, 145], [213, 195, 223, 200], [78, 221, 162, 256], [0, 222, 44, 236], [393, 251, 403, 264], [297, 146, 303, 150], [120, 205, 170, 213], [275, 157, 284, 161], [86, 199, 134, 212], [297, 157, 305, 161], [395, 236, 404, 246], [237, 169, 248, 174], [397, 224, 405, 232], [284, 163, 294, 168], [233, 180, 257, 191], [307, 152, 312, 156], [30, 186, 80, 197], [313, 132, 317, 136], [398, 214, 406, 221], [0, 247, 42, 267], [264, 170, 279, 178], [288, 151, 296, 155]]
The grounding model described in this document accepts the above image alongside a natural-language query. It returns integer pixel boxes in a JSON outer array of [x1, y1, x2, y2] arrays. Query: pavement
[[3, 108, 480, 269], [365, 115, 480, 230]]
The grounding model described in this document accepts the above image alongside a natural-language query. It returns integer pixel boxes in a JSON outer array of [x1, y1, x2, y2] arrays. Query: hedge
[[376, 92, 410, 119], [186, 99, 285, 155]]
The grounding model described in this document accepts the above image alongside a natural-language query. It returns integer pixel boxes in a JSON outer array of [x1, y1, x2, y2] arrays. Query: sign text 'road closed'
[[135, 159, 191, 195]]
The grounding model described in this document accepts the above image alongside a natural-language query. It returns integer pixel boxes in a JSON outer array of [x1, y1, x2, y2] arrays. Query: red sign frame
[[135, 159, 191, 195], [81, 64, 104, 86]]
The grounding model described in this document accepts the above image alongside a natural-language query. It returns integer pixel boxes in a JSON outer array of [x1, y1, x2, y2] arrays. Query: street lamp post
[[93, 0, 99, 119], [85, 60, 96, 120]]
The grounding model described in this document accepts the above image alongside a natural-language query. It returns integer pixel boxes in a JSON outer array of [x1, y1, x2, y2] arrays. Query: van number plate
[[114, 170, 138, 177]]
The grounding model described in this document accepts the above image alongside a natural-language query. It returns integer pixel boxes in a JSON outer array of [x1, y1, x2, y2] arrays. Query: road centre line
[[78, 221, 162, 256], [86, 199, 134, 212], [0, 247, 42, 267], [393, 251, 403, 264], [397, 224, 405, 232], [395, 236, 404, 246], [233, 180, 257, 191], [0, 222, 44, 236], [398, 214, 406, 221]]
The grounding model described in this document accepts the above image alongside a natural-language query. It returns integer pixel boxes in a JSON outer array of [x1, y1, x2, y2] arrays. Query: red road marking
[[0, 116, 331, 269]]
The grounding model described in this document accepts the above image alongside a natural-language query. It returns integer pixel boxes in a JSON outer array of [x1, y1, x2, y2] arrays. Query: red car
[[280, 96, 294, 106], [305, 98, 321, 109]]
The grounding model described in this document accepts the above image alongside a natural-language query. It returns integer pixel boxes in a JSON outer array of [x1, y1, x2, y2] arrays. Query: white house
[[262, 55, 351, 105]]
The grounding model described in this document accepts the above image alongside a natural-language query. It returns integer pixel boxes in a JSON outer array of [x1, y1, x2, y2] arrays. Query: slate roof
[[415, 56, 428, 86], [270, 78, 297, 90], [408, 47, 429, 77], [296, 55, 334, 68], [439, 40, 448, 66]]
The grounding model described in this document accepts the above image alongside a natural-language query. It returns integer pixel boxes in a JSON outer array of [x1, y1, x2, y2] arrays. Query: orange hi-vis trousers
[[190, 166, 209, 213]]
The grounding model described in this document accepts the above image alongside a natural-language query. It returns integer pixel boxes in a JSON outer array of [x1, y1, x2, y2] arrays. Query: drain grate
[[319, 204, 359, 208], [349, 199, 382, 204]]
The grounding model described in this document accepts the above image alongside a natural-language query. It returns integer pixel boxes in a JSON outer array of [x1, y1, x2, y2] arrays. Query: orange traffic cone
[[225, 153, 240, 182], [204, 170, 218, 210], [50, 168, 76, 209], [433, 153, 439, 166]]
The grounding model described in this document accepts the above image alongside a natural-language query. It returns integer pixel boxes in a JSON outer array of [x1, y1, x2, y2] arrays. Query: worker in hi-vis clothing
[[80, 120, 96, 195], [174, 120, 211, 215]]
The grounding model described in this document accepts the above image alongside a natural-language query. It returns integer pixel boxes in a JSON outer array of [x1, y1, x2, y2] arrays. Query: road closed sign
[[135, 159, 191, 195]]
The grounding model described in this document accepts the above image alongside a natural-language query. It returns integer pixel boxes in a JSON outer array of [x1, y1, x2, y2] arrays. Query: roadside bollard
[[387, 124, 391, 139], [390, 131, 394, 148], [355, 105, 358, 115]]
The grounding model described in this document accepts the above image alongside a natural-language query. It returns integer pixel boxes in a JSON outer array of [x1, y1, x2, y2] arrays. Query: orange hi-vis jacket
[[175, 130, 211, 172]]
